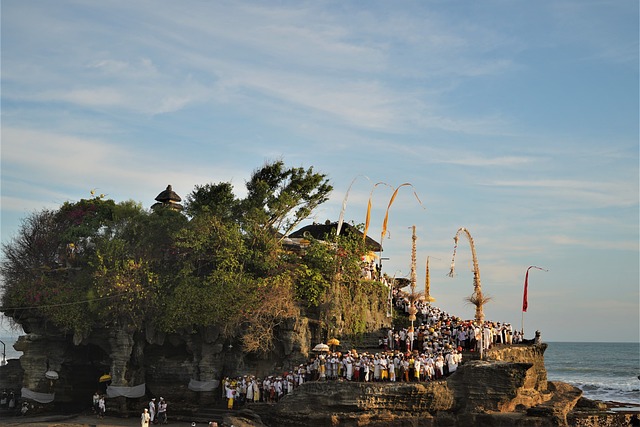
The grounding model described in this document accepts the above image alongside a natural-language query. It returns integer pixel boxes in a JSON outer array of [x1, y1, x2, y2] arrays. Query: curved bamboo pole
[[448, 227, 487, 324], [363, 181, 393, 241], [337, 175, 370, 236]]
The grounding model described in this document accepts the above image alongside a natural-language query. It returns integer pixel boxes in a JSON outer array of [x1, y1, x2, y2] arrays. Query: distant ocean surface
[[545, 342, 640, 405], [1, 337, 638, 405]]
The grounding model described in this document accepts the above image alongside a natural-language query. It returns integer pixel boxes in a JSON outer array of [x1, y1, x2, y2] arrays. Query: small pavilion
[[151, 185, 183, 211]]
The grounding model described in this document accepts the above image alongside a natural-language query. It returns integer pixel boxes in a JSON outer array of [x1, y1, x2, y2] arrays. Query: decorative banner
[[188, 378, 220, 392], [107, 383, 146, 398], [448, 232, 461, 277], [380, 183, 425, 242], [522, 265, 548, 312], [21, 388, 54, 404], [363, 182, 392, 240], [424, 256, 435, 302], [337, 175, 370, 236]]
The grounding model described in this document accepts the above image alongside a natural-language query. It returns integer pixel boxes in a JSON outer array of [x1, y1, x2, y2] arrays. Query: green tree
[[184, 182, 238, 220], [1, 161, 338, 354]]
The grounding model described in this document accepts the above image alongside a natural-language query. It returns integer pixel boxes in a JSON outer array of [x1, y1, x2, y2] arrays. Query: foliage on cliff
[[0, 160, 385, 353]]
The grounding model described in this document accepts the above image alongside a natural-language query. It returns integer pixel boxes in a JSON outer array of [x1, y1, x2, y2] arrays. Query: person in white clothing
[[148, 398, 156, 424], [141, 408, 150, 427]]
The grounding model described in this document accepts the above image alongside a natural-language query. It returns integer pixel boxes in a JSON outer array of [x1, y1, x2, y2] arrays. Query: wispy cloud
[[441, 155, 532, 167], [487, 179, 638, 209], [1, 127, 245, 212]]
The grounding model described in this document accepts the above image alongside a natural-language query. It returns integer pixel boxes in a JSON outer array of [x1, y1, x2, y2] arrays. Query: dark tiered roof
[[155, 185, 182, 203], [151, 185, 183, 211], [289, 221, 382, 252]]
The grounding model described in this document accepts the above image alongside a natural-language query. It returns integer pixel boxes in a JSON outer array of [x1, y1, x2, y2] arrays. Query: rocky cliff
[[2, 332, 636, 427], [250, 343, 635, 427], [1, 288, 391, 413]]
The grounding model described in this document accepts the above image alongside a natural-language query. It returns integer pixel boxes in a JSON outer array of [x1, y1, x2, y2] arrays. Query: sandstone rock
[[526, 381, 583, 426], [223, 408, 267, 427]]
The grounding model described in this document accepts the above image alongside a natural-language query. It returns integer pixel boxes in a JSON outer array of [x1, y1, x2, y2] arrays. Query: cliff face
[[3, 288, 390, 410], [448, 344, 550, 413], [254, 344, 595, 427]]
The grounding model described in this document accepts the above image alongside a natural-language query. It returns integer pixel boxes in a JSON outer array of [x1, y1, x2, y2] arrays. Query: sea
[[1, 337, 638, 406], [545, 342, 639, 406]]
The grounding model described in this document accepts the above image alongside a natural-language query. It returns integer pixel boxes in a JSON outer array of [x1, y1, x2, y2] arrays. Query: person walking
[[141, 408, 150, 427]]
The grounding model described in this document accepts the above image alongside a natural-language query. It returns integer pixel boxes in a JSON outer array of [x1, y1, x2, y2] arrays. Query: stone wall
[[1, 283, 390, 411]]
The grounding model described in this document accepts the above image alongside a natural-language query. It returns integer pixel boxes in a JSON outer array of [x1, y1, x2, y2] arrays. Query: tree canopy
[[1, 161, 384, 353]]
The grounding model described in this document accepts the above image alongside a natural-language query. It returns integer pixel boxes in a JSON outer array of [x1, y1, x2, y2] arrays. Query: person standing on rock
[[434, 353, 444, 379], [141, 408, 150, 427], [157, 398, 167, 424], [98, 395, 106, 418], [149, 398, 157, 424], [246, 377, 254, 402], [252, 377, 261, 402], [92, 391, 100, 414], [225, 379, 236, 409], [388, 355, 396, 382], [446, 350, 460, 374]]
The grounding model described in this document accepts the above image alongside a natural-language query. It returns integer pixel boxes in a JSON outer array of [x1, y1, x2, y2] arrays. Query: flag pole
[[521, 265, 548, 337]]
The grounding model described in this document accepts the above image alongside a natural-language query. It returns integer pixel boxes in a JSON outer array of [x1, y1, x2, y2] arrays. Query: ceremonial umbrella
[[45, 370, 59, 380], [312, 343, 330, 352], [327, 338, 340, 351], [99, 374, 112, 383]]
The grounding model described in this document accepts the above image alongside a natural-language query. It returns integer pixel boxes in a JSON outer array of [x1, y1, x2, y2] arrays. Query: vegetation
[[0, 160, 385, 354]]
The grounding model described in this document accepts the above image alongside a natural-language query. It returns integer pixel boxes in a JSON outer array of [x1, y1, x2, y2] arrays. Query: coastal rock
[[269, 380, 453, 425], [526, 381, 583, 426], [253, 344, 626, 427], [223, 408, 268, 427], [485, 343, 548, 392], [2, 314, 635, 427]]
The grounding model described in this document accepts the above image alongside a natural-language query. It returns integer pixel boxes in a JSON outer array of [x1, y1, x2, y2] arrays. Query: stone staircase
[[338, 330, 386, 355]]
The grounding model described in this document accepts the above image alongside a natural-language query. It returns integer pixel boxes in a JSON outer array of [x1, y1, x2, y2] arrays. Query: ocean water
[[545, 342, 640, 405]]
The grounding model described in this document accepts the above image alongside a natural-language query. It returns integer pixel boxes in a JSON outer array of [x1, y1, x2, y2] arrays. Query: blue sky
[[1, 1, 638, 342]]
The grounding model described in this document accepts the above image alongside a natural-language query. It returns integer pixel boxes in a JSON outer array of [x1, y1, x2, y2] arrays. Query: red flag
[[522, 269, 530, 312], [522, 265, 548, 312]]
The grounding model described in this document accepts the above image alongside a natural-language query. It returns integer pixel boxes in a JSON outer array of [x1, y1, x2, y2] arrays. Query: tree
[[241, 160, 332, 237], [184, 182, 238, 220], [1, 160, 336, 354]]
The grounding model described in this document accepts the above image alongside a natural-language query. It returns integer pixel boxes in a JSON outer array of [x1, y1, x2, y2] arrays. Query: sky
[[1, 1, 638, 342]]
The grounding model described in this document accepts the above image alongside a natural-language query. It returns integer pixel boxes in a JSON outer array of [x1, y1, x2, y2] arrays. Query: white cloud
[[487, 179, 638, 209]]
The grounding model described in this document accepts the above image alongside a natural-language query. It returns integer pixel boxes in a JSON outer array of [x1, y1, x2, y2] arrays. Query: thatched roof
[[155, 185, 182, 203], [152, 184, 183, 211], [392, 277, 411, 290], [288, 221, 382, 252]]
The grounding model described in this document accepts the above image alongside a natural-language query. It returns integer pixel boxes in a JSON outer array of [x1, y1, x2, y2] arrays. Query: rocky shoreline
[[2, 336, 639, 427]]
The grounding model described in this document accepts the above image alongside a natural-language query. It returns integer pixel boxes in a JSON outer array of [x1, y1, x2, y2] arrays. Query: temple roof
[[155, 185, 182, 203], [288, 221, 382, 252], [152, 184, 183, 211]]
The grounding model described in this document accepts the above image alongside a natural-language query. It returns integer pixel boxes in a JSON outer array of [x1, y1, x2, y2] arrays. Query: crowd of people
[[138, 396, 168, 426], [218, 290, 530, 411], [1, 389, 31, 415], [91, 390, 107, 418]]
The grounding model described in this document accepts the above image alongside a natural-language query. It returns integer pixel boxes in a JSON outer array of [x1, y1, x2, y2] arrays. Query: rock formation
[[249, 343, 635, 427], [1, 328, 637, 426], [0, 288, 390, 413], [1, 300, 635, 427]]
